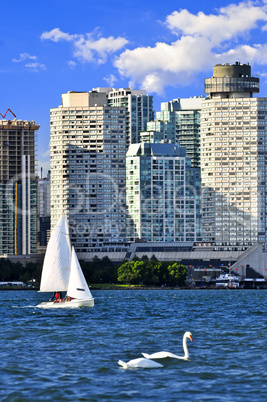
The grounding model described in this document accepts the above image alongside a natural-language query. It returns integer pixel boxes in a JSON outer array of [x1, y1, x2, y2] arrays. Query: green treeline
[[0, 255, 187, 287], [80, 255, 187, 287], [0, 259, 42, 284], [117, 256, 187, 287]]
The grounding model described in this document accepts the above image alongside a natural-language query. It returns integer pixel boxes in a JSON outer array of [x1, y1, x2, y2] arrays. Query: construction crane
[[0, 108, 16, 120]]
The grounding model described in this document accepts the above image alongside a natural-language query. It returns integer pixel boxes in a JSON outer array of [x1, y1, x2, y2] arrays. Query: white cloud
[[115, 36, 214, 94], [166, 3, 267, 44], [103, 74, 118, 87], [25, 62, 46, 72], [114, 1, 267, 94], [41, 28, 76, 42], [41, 28, 128, 64], [12, 53, 37, 62], [12, 53, 46, 72], [217, 43, 267, 65], [67, 60, 77, 68], [74, 35, 129, 64]]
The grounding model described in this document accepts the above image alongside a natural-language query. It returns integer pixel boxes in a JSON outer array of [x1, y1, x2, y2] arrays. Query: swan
[[118, 358, 163, 369], [142, 331, 193, 361]]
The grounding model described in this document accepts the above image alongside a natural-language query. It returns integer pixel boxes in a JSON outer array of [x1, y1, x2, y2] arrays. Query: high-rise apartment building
[[159, 98, 202, 168], [201, 62, 267, 249], [139, 97, 202, 241], [94, 87, 154, 147], [38, 170, 50, 218], [38, 170, 50, 246], [140, 97, 202, 167], [126, 142, 201, 242], [0, 118, 39, 255], [50, 91, 127, 252]]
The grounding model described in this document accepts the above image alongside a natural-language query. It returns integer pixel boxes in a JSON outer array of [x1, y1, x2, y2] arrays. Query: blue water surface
[[0, 289, 266, 401]]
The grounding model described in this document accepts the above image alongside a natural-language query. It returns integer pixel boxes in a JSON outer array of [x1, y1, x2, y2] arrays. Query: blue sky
[[1, 0, 267, 176]]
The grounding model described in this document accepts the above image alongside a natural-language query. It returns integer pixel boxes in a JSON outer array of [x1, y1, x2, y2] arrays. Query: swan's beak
[[189, 335, 193, 342]]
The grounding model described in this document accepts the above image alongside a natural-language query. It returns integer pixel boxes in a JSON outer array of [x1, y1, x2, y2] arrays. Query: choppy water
[[0, 289, 266, 401]]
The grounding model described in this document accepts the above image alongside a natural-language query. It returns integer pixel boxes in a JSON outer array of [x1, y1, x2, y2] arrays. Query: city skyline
[[1, 0, 267, 176]]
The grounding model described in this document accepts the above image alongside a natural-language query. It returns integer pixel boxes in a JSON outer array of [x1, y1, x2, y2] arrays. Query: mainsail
[[67, 246, 93, 300], [39, 214, 71, 292]]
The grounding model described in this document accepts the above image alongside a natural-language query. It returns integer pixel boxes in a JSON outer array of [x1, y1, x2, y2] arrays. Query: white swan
[[118, 358, 163, 369], [142, 331, 193, 361]]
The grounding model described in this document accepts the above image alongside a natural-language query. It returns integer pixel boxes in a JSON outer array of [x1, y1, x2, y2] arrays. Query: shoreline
[[0, 286, 266, 291]]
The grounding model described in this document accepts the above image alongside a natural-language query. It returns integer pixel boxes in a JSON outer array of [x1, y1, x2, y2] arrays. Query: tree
[[167, 263, 187, 286], [81, 256, 117, 283], [117, 261, 145, 284]]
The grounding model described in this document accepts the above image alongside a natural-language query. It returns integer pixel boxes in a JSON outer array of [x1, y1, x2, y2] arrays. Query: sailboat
[[37, 214, 94, 308]]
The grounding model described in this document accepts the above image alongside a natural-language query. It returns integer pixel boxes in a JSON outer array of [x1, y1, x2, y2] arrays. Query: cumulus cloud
[[67, 60, 77, 68], [12, 53, 46, 72], [218, 43, 267, 65], [25, 62, 46, 72], [166, 3, 267, 44], [103, 74, 118, 87], [114, 1, 267, 94], [41, 28, 128, 64], [41, 27, 76, 42], [115, 36, 215, 94], [12, 53, 37, 62]]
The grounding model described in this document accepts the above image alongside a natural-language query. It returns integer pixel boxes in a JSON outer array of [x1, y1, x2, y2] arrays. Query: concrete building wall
[[50, 93, 127, 251], [0, 119, 39, 255], [201, 63, 267, 249]]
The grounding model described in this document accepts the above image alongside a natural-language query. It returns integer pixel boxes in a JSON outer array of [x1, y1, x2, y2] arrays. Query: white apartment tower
[[50, 91, 127, 252], [94, 87, 154, 148], [126, 143, 200, 242], [201, 62, 267, 249]]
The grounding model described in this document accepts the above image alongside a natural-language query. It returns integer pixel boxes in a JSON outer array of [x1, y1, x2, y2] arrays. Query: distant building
[[140, 97, 203, 242], [201, 62, 267, 249], [38, 170, 50, 246], [50, 91, 127, 252], [94, 87, 154, 147], [126, 142, 201, 242], [140, 97, 202, 168], [0, 118, 39, 255]]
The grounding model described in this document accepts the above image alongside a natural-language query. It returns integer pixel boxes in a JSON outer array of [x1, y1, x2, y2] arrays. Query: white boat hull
[[37, 298, 94, 308]]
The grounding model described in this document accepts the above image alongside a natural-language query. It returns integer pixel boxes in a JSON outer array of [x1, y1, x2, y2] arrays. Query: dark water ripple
[[0, 289, 266, 401]]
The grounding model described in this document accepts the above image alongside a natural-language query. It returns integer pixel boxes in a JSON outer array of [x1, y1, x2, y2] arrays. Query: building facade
[[201, 62, 267, 249], [0, 118, 39, 255], [126, 142, 201, 242], [139, 97, 202, 242], [94, 87, 154, 147], [140, 97, 202, 168], [38, 170, 51, 247], [50, 91, 127, 252]]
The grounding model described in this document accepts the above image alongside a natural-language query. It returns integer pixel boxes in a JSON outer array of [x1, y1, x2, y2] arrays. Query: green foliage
[[117, 256, 187, 287], [117, 260, 145, 284], [0, 255, 187, 288], [167, 263, 187, 286], [80, 256, 117, 284], [0, 259, 42, 283]]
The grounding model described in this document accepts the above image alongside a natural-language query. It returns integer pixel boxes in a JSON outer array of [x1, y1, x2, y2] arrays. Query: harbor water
[[0, 289, 266, 401]]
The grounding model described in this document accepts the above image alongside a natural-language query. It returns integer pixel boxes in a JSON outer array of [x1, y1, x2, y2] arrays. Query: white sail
[[67, 246, 93, 300], [39, 214, 71, 292]]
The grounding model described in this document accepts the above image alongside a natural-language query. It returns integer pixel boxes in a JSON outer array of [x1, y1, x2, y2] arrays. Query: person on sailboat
[[65, 295, 74, 302], [50, 292, 63, 303]]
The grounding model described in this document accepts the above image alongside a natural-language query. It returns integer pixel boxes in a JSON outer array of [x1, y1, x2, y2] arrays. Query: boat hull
[[37, 298, 94, 308]]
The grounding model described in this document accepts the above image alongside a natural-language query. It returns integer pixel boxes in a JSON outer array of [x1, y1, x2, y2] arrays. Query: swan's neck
[[183, 335, 189, 359]]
